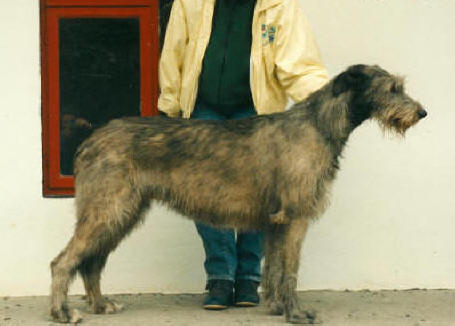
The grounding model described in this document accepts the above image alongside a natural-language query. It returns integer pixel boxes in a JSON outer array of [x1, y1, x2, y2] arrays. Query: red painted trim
[[46, 10, 63, 190], [140, 4, 159, 116], [47, 6, 155, 18], [40, 0, 51, 196], [41, 2, 159, 197], [46, 0, 154, 7]]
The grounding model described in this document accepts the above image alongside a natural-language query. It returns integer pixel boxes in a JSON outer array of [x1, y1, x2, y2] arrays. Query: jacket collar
[[257, 0, 282, 11]]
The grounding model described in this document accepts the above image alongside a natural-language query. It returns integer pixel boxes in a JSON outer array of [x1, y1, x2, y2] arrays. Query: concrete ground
[[1, 290, 454, 326]]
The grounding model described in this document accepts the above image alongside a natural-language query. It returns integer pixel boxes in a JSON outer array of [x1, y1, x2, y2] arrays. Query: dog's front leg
[[265, 218, 319, 324], [269, 210, 289, 224], [263, 223, 286, 315]]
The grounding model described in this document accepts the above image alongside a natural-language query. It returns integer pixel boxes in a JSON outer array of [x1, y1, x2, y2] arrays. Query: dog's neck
[[306, 89, 354, 153], [288, 83, 372, 160]]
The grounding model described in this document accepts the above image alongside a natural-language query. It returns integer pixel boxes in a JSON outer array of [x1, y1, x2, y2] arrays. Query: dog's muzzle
[[417, 109, 427, 119]]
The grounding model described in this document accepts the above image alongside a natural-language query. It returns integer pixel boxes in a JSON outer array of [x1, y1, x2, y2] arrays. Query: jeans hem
[[234, 275, 262, 283], [207, 275, 235, 282]]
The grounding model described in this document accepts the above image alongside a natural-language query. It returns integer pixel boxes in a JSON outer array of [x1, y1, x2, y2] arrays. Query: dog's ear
[[332, 65, 369, 96]]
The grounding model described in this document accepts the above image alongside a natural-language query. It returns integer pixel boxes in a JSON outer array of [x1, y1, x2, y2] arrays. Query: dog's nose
[[417, 109, 427, 119]]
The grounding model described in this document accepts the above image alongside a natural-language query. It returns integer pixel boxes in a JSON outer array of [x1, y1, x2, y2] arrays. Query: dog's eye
[[390, 84, 402, 93]]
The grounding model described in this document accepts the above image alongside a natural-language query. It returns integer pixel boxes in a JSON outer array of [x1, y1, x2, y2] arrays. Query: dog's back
[[75, 116, 282, 230]]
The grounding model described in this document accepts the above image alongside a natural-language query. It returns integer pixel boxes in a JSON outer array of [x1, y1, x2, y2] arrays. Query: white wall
[[0, 0, 454, 297]]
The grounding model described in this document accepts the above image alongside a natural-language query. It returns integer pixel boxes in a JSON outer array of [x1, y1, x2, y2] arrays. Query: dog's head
[[332, 64, 427, 134]]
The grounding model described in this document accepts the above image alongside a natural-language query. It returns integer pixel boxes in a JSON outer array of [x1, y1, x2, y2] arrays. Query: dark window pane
[[59, 18, 140, 175], [159, 0, 174, 49]]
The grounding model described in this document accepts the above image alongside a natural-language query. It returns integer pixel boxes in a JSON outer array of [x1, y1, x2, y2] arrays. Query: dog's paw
[[70, 309, 83, 323], [286, 309, 320, 324], [92, 299, 124, 314], [267, 301, 284, 315], [51, 307, 83, 324], [104, 300, 124, 314], [269, 211, 289, 224]]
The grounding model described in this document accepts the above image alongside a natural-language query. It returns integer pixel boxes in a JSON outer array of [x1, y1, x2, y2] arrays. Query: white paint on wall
[[0, 0, 454, 296]]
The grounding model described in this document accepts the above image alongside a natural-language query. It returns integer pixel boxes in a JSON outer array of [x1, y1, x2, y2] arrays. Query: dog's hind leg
[[50, 219, 131, 323], [50, 187, 147, 323], [79, 253, 123, 314], [80, 255, 106, 307], [50, 225, 97, 324]]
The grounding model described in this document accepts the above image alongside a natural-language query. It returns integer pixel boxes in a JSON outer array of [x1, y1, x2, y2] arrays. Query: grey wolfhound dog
[[50, 64, 427, 324]]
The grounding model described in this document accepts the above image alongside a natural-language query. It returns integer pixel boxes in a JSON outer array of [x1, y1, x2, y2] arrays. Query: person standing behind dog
[[158, 0, 328, 310]]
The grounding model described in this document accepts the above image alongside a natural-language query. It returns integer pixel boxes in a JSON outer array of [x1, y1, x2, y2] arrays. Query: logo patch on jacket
[[261, 24, 276, 45]]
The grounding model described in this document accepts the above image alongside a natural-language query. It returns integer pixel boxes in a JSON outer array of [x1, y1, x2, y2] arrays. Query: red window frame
[[40, 0, 159, 197]]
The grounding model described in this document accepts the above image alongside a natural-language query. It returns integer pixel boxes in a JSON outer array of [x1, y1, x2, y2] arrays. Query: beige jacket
[[158, 0, 329, 118]]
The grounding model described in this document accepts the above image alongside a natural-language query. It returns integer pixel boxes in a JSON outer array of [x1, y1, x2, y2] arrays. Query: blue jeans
[[192, 102, 262, 283]]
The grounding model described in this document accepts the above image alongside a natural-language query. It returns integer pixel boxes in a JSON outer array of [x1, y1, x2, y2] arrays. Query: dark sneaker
[[203, 280, 234, 310], [234, 280, 260, 307]]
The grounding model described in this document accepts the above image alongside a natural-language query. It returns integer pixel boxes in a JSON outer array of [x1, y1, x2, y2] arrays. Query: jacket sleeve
[[157, 0, 188, 117], [274, 0, 329, 102]]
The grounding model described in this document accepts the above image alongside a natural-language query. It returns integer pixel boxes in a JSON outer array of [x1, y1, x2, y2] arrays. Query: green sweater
[[197, 0, 256, 114]]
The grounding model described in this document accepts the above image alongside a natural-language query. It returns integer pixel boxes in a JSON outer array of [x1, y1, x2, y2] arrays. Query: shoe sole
[[203, 304, 229, 310], [234, 301, 258, 307]]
